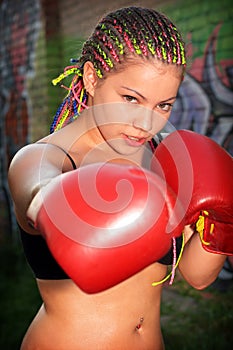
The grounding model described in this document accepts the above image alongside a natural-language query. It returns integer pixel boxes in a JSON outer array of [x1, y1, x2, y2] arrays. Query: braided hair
[[51, 6, 186, 133]]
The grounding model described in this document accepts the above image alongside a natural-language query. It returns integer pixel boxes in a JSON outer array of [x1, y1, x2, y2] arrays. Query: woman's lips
[[124, 134, 147, 147]]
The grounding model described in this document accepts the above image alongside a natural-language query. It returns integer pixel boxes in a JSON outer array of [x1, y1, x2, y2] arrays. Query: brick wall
[[59, 0, 167, 38]]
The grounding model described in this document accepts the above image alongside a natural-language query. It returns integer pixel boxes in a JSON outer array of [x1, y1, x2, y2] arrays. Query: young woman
[[8, 6, 229, 350]]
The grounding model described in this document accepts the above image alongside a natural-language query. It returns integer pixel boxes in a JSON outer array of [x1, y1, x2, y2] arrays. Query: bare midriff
[[20, 263, 166, 350]]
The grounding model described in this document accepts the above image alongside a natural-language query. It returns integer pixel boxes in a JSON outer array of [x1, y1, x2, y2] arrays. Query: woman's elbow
[[189, 281, 211, 291], [180, 271, 217, 290]]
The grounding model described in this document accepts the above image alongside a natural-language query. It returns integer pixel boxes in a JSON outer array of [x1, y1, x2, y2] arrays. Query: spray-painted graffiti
[[171, 24, 233, 155], [0, 0, 41, 238]]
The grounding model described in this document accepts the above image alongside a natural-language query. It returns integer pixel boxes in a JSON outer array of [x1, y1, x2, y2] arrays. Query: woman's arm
[[178, 229, 226, 290], [8, 143, 70, 234]]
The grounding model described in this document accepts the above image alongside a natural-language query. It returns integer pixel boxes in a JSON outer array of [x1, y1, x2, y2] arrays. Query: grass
[[161, 274, 233, 349], [0, 239, 232, 349]]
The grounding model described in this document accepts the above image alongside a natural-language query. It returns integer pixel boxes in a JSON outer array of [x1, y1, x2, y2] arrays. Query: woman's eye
[[157, 103, 173, 112], [123, 95, 137, 103]]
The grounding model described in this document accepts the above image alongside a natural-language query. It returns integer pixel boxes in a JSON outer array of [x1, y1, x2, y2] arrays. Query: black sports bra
[[20, 139, 183, 280]]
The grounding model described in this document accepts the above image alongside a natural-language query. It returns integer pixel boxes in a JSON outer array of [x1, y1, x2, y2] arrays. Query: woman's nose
[[132, 108, 152, 132]]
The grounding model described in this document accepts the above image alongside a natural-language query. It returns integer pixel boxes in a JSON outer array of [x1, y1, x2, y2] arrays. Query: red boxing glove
[[34, 163, 184, 293], [152, 130, 233, 255]]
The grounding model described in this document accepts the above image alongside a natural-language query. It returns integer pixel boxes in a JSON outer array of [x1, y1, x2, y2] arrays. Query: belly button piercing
[[135, 317, 144, 330]]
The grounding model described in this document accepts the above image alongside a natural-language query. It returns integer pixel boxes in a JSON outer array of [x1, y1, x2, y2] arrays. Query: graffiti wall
[[162, 0, 233, 154], [0, 0, 42, 238], [0, 0, 232, 237]]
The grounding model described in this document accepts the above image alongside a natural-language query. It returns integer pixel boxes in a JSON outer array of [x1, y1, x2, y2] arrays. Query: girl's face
[[86, 59, 182, 155]]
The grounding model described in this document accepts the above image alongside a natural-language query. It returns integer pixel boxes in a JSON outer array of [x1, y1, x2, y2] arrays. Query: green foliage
[[161, 277, 233, 350]]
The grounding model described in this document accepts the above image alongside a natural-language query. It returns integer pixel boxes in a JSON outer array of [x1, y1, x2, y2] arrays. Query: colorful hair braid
[[51, 6, 186, 133]]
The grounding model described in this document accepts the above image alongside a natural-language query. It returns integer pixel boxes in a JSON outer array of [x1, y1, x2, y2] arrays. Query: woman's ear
[[83, 61, 98, 97]]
